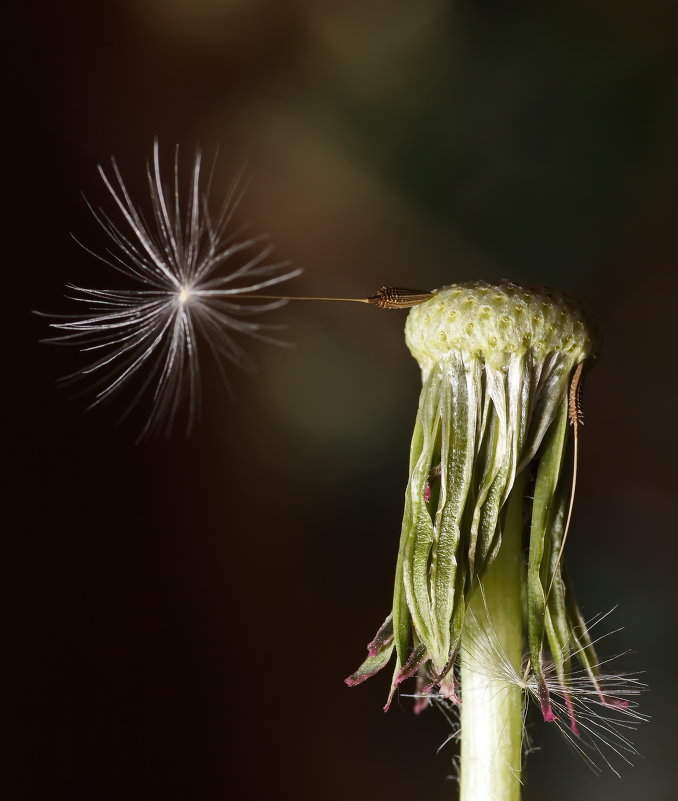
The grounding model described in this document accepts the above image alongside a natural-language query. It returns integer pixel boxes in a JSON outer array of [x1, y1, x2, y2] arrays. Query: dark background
[[6, 1, 678, 799]]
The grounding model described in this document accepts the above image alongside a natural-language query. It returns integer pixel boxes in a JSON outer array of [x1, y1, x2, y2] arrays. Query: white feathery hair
[[46, 140, 301, 438], [411, 604, 648, 778]]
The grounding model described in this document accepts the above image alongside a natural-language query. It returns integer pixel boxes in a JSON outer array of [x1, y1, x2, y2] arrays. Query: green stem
[[460, 472, 524, 801]]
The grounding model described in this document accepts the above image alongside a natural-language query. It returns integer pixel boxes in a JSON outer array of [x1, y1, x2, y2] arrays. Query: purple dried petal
[[437, 671, 461, 705], [564, 692, 580, 735], [413, 673, 432, 714], [394, 644, 428, 688], [600, 695, 630, 710], [383, 684, 397, 713], [382, 644, 429, 713], [345, 640, 394, 687], [538, 679, 556, 722], [367, 615, 394, 658]]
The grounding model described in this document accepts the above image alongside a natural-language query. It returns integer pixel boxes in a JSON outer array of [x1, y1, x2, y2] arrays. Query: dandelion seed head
[[406, 280, 593, 376], [43, 140, 301, 438]]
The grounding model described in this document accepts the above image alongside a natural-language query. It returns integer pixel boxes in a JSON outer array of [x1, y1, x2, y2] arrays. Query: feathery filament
[[45, 141, 301, 437]]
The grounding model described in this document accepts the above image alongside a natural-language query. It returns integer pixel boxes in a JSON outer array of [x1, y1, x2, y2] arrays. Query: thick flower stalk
[[347, 280, 639, 794]]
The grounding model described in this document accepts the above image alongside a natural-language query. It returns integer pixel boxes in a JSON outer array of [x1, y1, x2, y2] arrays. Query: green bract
[[347, 280, 604, 724]]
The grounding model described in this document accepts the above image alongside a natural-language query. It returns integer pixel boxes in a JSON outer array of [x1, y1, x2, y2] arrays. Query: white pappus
[[45, 140, 301, 438]]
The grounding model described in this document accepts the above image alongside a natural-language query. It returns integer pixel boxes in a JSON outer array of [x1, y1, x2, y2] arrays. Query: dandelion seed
[[41, 142, 435, 437], [460, 603, 647, 776], [43, 140, 302, 438]]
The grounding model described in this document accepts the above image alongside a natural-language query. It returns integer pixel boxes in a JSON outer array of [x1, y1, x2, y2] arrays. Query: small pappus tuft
[[426, 603, 647, 778]]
